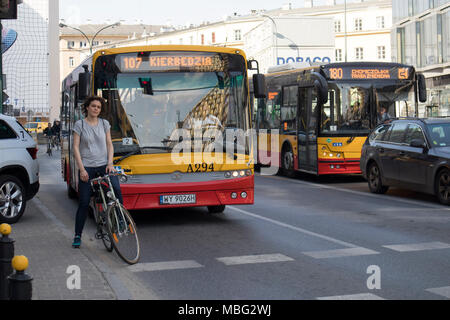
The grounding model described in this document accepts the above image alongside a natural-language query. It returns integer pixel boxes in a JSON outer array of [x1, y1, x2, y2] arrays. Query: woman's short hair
[[82, 96, 106, 117]]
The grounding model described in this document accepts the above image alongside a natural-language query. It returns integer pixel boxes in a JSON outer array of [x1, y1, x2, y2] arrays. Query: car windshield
[[94, 52, 249, 155], [427, 123, 450, 148], [321, 81, 415, 135]]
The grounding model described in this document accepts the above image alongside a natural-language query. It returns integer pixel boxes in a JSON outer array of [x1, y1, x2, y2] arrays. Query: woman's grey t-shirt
[[73, 119, 111, 168]]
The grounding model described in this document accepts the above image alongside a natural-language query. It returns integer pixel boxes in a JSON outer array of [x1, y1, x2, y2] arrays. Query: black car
[[360, 118, 450, 205]]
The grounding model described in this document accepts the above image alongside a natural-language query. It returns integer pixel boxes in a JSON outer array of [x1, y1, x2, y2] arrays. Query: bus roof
[[92, 45, 247, 62]]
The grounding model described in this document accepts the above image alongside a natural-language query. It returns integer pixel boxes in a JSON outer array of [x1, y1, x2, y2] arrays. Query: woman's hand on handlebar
[[106, 164, 116, 174]]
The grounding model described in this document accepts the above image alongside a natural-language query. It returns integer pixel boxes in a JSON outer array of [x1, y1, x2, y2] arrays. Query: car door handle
[[377, 148, 385, 154]]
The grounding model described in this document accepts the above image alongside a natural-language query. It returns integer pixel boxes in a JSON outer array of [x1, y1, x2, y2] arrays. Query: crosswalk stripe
[[128, 260, 204, 272], [317, 293, 385, 300], [216, 254, 295, 266], [302, 247, 380, 259], [382, 242, 450, 252], [426, 286, 450, 299]]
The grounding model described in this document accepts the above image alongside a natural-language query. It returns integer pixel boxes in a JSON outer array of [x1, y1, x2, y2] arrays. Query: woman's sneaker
[[72, 236, 81, 248]]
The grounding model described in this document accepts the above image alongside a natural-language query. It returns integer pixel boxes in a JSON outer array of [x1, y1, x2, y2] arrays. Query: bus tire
[[280, 145, 295, 178], [207, 205, 225, 214]]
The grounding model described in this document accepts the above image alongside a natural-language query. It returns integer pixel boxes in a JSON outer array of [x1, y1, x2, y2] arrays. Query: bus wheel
[[280, 147, 295, 177], [207, 205, 225, 214]]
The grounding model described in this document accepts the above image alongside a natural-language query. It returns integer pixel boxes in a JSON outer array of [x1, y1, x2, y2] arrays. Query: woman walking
[[72, 96, 123, 248]]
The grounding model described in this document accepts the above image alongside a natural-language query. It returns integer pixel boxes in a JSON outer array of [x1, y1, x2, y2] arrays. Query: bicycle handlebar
[[90, 172, 128, 184]]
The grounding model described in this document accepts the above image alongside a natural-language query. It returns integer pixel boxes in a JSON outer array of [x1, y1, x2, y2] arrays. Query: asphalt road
[[33, 149, 450, 300]]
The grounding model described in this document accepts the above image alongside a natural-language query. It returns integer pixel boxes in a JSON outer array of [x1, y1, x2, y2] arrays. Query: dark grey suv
[[360, 118, 450, 205]]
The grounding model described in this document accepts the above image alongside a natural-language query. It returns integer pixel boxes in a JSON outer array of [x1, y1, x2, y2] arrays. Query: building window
[[376, 16, 385, 29], [79, 41, 87, 48], [335, 49, 342, 61], [354, 18, 362, 31], [104, 41, 111, 45], [92, 41, 99, 46], [334, 20, 341, 33], [67, 41, 75, 49], [234, 30, 241, 41], [377, 46, 386, 59], [355, 47, 364, 60], [212, 32, 216, 44], [201, 34, 205, 45], [69, 57, 75, 67]]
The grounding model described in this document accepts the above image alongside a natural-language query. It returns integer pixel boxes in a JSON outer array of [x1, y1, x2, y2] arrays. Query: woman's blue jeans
[[75, 165, 123, 237]]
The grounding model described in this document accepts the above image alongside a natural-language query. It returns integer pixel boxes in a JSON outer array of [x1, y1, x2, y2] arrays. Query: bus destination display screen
[[324, 66, 413, 81], [117, 52, 223, 72]]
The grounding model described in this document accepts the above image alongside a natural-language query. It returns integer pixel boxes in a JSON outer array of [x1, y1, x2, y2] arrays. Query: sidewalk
[[9, 193, 117, 300]]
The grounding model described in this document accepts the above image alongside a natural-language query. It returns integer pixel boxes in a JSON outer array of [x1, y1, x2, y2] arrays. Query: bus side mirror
[[78, 66, 91, 101], [313, 73, 328, 105], [253, 74, 266, 99], [418, 73, 427, 103]]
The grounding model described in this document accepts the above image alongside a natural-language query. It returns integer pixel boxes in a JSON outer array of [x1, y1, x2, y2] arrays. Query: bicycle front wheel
[[106, 203, 140, 264]]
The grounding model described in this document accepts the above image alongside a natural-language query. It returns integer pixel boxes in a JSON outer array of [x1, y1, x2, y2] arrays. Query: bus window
[[263, 89, 281, 129], [281, 86, 297, 132]]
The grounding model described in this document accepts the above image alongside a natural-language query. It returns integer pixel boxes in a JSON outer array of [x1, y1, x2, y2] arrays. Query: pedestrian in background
[[71, 96, 123, 248]]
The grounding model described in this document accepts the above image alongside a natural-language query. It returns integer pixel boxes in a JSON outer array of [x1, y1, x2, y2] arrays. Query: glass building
[[392, 0, 450, 117]]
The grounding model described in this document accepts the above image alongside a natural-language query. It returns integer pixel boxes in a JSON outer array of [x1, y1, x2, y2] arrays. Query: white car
[[0, 114, 39, 223]]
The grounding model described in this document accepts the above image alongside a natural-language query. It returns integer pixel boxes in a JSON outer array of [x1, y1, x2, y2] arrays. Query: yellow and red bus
[[61, 45, 263, 213], [251, 62, 427, 176]]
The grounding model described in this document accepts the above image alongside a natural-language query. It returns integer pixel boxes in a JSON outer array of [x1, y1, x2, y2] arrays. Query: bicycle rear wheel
[[106, 203, 140, 264]]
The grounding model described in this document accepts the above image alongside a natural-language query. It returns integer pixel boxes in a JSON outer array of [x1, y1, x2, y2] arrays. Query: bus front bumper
[[318, 159, 362, 175], [120, 175, 254, 210]]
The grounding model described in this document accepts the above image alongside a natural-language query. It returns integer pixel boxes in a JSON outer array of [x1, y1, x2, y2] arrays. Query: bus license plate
[[160, 194, 196, 205]]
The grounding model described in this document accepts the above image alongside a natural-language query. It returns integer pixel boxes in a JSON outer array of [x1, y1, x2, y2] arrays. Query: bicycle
[[89, 172, 140, 265], [46, 136, 53, 156]]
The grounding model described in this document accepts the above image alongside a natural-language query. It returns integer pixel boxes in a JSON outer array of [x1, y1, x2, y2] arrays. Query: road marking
[[229, 206, 360, 248], [382, 242, 450, 252], [302, 247, 379, 259], [216, 254, 294, 266], [258, 174, 449, 210], [426, 286, 450, 299], [128, 260, 204, 273], [317, 293, 385, 300]]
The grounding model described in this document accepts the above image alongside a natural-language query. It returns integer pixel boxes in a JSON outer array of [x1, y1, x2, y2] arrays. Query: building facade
[[2, 0, 59, 121], [392, 0, 450, 116], [63, 0, 391, 76]]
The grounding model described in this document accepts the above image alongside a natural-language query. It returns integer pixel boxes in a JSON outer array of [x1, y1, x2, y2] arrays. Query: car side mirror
[[410, 139, 427, 149]]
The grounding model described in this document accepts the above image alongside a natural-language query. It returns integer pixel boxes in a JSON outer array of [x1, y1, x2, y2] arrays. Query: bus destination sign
[[324, 66, 412, 81], [118, 52, 217, 72]]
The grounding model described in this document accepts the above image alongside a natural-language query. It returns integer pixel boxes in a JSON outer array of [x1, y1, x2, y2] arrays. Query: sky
[[59, 0, 311, 26]]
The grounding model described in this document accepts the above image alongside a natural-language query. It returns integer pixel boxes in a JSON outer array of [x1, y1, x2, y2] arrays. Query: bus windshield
[[321, 81, 415, 135], [94, 52, 248, 155]]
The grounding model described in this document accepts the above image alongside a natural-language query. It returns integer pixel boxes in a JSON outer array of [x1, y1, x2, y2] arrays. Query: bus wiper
[[113, 146, 171, 164]]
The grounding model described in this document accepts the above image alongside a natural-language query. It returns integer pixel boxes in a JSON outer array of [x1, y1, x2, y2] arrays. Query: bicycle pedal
[[95, 232, 104, 240]]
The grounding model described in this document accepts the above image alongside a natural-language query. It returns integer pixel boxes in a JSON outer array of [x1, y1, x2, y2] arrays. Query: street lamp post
[[59, 22, 121, 55], [261, 14, 279, 66]]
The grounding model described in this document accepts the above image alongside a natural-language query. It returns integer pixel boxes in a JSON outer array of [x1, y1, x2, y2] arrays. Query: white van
[[0, 114, 40, 223]]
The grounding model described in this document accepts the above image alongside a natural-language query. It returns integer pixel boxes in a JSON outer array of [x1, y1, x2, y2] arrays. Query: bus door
[[298, 86, 318, 173], [69, 84, 78, 189], [257, 91, 281, 165]]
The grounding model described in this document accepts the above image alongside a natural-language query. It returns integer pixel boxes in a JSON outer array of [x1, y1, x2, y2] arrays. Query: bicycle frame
[[90, 173, 128, 236]]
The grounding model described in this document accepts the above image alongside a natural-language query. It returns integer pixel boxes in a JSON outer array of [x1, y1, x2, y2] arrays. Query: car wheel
[[436, 169, 450, 205], [0, 175, 27, 224], [207, 205, 225, 214], [367, 162, 389, 194]]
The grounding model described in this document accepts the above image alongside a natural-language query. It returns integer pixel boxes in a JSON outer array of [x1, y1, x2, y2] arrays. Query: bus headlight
[[232, 171, 239, 178], [231, 192, 238, 199], [239, 171, 245, 177], [224, 172, 232, 178], [241, 192, 248, 199], [245, 170, 252, 176]]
